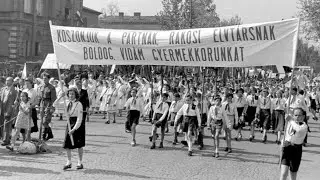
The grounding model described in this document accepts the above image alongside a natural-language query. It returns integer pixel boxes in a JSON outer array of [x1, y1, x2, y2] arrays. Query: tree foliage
[[101, 0, 119, 17], [296, 38, 320, 66], [158, 0, 220, 30], [298, 0, 320, 41]]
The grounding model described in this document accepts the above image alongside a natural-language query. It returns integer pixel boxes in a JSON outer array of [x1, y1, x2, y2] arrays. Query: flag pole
[[49, 20, 74, 146], [279, 18, 300, 167], [57, 62, 74, 146]]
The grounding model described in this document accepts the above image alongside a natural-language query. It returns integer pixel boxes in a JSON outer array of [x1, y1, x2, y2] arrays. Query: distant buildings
[[99, 12, 161, 30], [0, 0, 100, 67]]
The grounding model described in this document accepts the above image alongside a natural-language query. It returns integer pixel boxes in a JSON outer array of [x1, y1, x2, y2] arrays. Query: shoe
[[181, 140, 188, 146], [131, 140, 136, 147], [215, 152, 219, 158], [6, 145, 13, 151], [102, 117, 106, 119], [150, 143, 156, 149], [262, 135, 267, 143], [224, 147, 229, 152], [173, 139, 178, 145], [149, 136, 153, 142], [228, 148, 232, 153], [1, 142, 10, 146], [76, 164, 83, 170], [105, 121, 110, 124], [188, 151, 193, 156], [198, 145, 203, 150], [159, 142, 163, 148], [63, 164, 72, 170], [125, 129, 131, 133], [113, 120, 116, 123], [249, 135, 255, 142]]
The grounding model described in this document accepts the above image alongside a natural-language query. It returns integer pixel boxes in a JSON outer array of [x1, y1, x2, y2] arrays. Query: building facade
[[0, 0, 100, 68], [99, 12, 161, 30]]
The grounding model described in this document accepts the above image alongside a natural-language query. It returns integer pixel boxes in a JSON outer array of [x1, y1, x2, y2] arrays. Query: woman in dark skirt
[[271, 90, 286, 144], [63, 88, 85, 170]]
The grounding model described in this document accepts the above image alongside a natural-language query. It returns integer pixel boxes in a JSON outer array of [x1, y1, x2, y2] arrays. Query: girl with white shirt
[[207, 95, 223, 158], [222, 93, 238, 153], [271, 90, 286, 144], [63, 88, 85, 170]]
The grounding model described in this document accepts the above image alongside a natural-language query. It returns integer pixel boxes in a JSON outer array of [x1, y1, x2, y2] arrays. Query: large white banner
[[49, 18, 299, 67]]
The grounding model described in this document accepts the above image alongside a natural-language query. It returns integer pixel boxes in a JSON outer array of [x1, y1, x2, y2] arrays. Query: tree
[[298, 0, 320, 41], [219, 15, 242, 27], [296, 38, 320, 66], [158, 0, 220, 30], [101, 0, 119, 17]]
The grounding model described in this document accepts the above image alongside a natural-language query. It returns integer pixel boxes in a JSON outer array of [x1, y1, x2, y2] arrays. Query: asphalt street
[[0, 113, 319, 180]]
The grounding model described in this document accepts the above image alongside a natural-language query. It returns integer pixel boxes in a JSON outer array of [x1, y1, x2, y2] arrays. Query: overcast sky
[[83, 0, 300, 23]]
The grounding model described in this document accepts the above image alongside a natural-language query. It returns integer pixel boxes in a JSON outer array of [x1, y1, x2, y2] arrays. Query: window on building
[[65, 8, 70, 19], [35, 42, 40, 56], [36, 0, 44, 16], [24, 0, 32, 14]]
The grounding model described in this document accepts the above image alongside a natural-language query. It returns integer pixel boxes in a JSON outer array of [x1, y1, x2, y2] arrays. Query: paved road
[[0, 113, 319, 180]]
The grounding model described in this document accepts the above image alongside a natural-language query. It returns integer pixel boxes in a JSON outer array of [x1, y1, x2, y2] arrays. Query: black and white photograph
[[0, 0, 319, 179]]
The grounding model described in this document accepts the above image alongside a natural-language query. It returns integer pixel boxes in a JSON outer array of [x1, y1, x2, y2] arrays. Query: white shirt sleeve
[[73, 102, 83, 130]]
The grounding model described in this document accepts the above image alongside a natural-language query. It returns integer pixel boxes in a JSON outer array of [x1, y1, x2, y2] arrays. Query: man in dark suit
[[74, 78, 90, 122], [0, 77, 18, 145]]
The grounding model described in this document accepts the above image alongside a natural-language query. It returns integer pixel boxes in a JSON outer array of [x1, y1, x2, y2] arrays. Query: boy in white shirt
[[124, 88, 143, 146]]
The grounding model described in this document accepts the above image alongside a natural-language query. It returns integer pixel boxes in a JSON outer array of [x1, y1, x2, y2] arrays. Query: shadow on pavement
[[303, 149, 320, 155], [86, 134, 127, 138], [0, 166, 60, 176], [83, 169, 153, 179]]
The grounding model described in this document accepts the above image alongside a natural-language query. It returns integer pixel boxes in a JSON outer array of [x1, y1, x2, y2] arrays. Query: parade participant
[[63, 88, 85, 170], [6, 92, 31, 151], [195, 92, 208, 150], [23, 78, 38, 135], [309, 87, 318, 120], [222, 93, 237, 153], [175, 94, 201, 156], [234, 88, 248, 141], [124, 88, 143, 146], [271, 90, 286, 144], [0, 77, 18, 146], [286, 87, 308, 115], [99, 79, 109, 119], [207, 95, 223, 158], [54, 80, 68, 121], [246, 88, 259, 141], [116, 76, 128, 117], [150, 93, 169, 149], [171, 93, 184, 145], [280, 108, 308, 180], [82, 78, 92, 121], [256, 88, 272, 143], [105, 80, 119, 124], [39, 73, 57, 141], [75, 78, 90, 125]]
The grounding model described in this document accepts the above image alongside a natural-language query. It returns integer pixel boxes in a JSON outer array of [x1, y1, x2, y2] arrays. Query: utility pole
[[30, 0, 37, 57]]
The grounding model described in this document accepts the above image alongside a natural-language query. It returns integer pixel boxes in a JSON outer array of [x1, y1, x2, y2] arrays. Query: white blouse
[[285, 120, 308, 145], [67, 100, 83, 130]]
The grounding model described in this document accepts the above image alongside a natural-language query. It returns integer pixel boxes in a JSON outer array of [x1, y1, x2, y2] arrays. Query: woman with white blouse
[[63, 88, 85, 170]]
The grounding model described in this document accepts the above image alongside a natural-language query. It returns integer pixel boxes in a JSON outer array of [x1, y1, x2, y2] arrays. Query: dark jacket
[[77, 89, 90, 111]]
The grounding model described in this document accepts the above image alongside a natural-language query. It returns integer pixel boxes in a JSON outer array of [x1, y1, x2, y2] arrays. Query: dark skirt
[[259, 109, 270, 129], [182, 116, 198, 133], [246, 106, 257, 126], [63, 116, 86, 149], [153, 113, 167, 129], [310, 99, 316, 111], [273, 110, 285, 131], [126, 110, 140, 129]]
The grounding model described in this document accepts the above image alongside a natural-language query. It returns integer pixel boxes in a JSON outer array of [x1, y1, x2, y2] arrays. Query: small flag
[[22, 63, 27, 79], [110, 65, 116, 74]]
